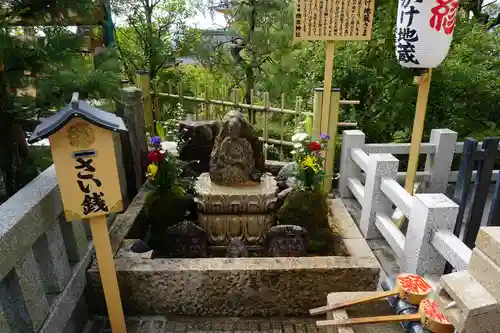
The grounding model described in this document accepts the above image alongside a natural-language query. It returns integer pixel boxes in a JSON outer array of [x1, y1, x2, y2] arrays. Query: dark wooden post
[[452, 138, 478, 237], [487, 172, 500, 226], [463, 138, 500, 248]]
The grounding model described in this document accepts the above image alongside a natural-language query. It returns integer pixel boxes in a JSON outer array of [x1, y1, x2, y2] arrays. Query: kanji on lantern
[[430, 0, 459, 35]]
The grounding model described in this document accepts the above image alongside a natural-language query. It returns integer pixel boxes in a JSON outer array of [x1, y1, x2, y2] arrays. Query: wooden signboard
[[49, 117, 123, 221], [29, 94, 128, 333], [293, 0, 375, 41]]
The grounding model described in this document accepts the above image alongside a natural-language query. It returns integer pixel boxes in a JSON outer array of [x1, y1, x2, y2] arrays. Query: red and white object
[[396, 0, 459, 68]]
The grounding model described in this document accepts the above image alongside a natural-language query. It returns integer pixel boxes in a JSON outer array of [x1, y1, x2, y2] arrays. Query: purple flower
[[320, 133, 330, 141], [149, 136, 161, 146]]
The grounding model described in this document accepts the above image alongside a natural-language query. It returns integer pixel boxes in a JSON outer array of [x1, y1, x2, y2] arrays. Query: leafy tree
[[0, 1, 121, 203], [113, 0, 195, 83], [192, 0, 499, 144], [195, 0, 300, 104]]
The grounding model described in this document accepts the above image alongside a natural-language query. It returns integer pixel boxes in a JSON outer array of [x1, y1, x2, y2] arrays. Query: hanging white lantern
[[395, 0, 459, 68]]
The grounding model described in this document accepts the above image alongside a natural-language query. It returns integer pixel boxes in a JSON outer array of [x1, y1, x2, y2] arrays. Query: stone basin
[[86, 186, 381, 317]]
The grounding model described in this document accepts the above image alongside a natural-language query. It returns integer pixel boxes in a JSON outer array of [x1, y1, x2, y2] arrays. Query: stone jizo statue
[[209, 110, 265, 186]]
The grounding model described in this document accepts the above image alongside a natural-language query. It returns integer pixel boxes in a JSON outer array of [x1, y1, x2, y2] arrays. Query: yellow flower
[[301, 155, 319, 173], [146, 164, 159, 178]]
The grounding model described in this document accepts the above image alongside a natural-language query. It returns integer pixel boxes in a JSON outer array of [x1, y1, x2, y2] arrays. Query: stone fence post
[[424, 129, 458, 193], [338, 130, 366, 197], [360, 153, 399, 239], [403, 193, 459, 276]]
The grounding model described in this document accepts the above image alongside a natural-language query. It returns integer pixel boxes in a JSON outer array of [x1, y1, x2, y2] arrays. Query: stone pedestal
[[195, 173, 277, 245]]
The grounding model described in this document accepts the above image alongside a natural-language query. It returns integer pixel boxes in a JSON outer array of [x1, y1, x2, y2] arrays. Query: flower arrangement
[[145, 134, 193, 193], [291, 132, 330, 190]]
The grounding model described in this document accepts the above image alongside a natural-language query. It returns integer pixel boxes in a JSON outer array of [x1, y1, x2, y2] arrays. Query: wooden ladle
[[316, 299, 454, 333], [310, 273, 433, 315]]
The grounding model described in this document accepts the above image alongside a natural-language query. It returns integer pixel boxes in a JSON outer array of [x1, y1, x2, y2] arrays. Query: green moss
[[145, 185, 188, 249], [277, 188, 333, 254]]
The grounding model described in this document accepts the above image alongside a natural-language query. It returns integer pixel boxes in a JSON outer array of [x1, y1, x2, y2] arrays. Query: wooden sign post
[[404, 70, 432, 194], [293, 0, 375, 188], [29, 93, 128, 333]]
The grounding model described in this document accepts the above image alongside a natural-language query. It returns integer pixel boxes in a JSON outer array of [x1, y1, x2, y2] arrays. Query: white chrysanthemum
[[291, 132, 309, 142]]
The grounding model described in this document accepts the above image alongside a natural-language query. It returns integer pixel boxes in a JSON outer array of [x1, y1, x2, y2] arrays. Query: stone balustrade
[[0, 166, 96, 333], [339, 137, 475, 278]]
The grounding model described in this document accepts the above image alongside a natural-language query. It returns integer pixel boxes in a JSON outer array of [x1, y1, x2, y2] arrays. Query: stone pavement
[[83, 316, 327, 333]]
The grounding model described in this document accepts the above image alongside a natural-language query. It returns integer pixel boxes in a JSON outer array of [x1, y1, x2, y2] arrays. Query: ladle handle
[[316, 313, 422, 327], [309, 290, 398, 315]]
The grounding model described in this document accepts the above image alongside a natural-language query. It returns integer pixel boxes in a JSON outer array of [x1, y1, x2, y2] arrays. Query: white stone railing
[[342, 146, 472, 277], [0, 166, 95, 333], [339, 129, 499, 197]]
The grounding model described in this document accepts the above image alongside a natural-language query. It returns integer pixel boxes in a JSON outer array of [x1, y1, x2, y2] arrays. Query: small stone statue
[[265, 225, 308, 257], [209, 110, 265, 186], [226, 238, 249, 257]]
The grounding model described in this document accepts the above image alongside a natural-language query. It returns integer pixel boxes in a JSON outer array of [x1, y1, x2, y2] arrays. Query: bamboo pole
[[312, 88, 323, 139], [295, 96, 302, 129], [205, 85, 211, 120], [280, 93, 285, 161], [323, 89, 341, 192], [135, 70, 153, 135], [156, 92, 358, 124], [89, 215, 127, 333], [250, 89, 255, 124], [320, 42, 335, 135], [405, 69, 433, 194], [152, 78, 159, 127], [263, 92, 270, 160], [194, 84, 199, 120]]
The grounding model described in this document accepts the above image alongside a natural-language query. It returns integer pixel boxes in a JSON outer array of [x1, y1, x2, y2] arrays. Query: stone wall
[[0, 166, 96, 333], [86, 191, 381, 317]]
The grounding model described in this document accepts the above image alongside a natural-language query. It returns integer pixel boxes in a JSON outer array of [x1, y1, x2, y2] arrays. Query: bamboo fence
[[150, 80, 358, 162]]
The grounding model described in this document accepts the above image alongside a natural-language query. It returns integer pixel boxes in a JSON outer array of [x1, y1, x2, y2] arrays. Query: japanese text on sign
[[397, 0, 422, 65], [75, 157, 109, 215], [294, 0, 375, 41]]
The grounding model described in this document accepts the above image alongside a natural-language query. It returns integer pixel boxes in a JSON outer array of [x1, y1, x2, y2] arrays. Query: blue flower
[[320, 133, 330, 141], [149, 136, 161, 146]]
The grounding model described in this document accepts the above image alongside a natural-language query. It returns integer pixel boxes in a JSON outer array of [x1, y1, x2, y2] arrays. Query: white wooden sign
[[294, 0, 375, 41]]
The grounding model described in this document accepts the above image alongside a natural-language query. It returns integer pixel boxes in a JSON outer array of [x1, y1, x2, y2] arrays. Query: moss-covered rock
[[277, 188, 333, 254], [145, 185, 189, 249]]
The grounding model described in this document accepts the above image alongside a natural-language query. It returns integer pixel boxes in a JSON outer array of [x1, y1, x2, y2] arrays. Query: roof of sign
[[28, 97, 127, 143]]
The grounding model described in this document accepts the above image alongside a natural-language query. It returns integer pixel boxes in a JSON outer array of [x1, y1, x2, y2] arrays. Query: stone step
[[435, 290, 467, 331], [475, 227, 500, 267], [436, 290, 500, 333], [468, 248, 500, 302], [440, 270, 498, 317]]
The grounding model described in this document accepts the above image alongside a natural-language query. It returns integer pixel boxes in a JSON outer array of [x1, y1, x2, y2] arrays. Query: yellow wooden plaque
[[293, 0, 375, 41], [49, 118, 123, 221]]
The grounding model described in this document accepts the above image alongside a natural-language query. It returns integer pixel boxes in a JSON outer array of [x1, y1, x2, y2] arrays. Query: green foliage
[[0, 21, 121, 202], [114, 0, 196, 82], [193, 0, 499, 143]]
